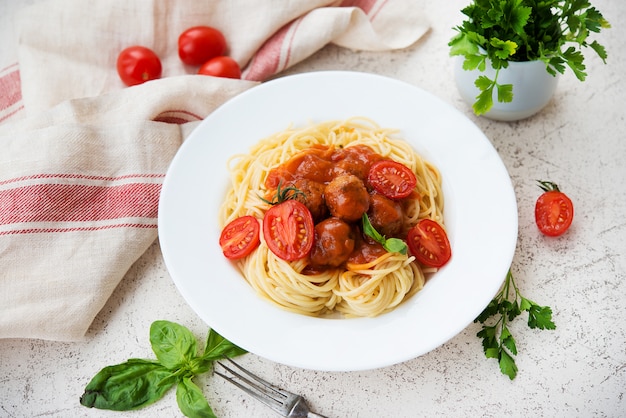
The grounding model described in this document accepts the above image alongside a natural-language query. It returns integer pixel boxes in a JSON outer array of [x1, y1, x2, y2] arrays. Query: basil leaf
[[384, 238, 408, 255], [361, 214, 407, 255], [150, 320, 198, 370], [361, 213, 384, 242], [176, 375, 217, 418], [80, 359, 174, 410], [202, 329, 247, 361]]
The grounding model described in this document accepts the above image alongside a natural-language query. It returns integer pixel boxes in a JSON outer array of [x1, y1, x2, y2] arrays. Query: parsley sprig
[[449, 0, 610, 115], [475, 269, 556, 379]]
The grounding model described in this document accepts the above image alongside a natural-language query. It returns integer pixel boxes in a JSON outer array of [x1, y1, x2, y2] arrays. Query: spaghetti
[[218, 117, 445, 317]]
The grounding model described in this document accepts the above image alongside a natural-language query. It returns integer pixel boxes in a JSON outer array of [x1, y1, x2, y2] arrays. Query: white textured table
[[1, 1, 625, 417]]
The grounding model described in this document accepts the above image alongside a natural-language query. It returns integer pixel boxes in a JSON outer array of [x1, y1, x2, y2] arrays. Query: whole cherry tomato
[[198, 56, 241, 79], [219, 215, 260, 260], [367, 160, 417, 200], [263, 200, 314, 261], [535, 181, 574, 237], [178, 26, 227, 66], [407, 219, 452, 268], [116, 46, 162, 86]]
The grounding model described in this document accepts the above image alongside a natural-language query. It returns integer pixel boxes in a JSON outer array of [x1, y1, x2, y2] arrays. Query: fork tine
[[216, 359, 290, 415]]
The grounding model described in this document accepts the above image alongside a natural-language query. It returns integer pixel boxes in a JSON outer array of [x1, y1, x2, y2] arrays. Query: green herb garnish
[[449, 0, 610, 115], [361, 213, 407, 255], [80, 320, 246, 417], [260, 181, 304, 205], [475, 269, 556, 379]]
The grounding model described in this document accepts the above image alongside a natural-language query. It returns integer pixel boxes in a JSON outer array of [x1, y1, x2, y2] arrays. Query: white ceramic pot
[[454, 56, 560, 121]]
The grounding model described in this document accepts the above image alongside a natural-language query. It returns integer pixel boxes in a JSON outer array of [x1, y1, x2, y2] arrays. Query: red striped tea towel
[[1, 0, 429, 341]]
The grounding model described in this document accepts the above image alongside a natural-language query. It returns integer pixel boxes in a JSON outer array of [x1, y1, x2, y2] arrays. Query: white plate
[[158, 71, 518, 372]]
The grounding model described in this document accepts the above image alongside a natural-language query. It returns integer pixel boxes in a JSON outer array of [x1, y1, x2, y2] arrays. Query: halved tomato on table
[[219, 215, 260, 260], [263, 200, 314, 261], [367, 160, 417, 199], [407, 219, 451, 268], [535, 181, 573, 237]]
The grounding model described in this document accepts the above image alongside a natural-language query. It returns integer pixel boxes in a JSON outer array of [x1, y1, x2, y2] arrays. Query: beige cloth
[[0, 0, 429, 341]]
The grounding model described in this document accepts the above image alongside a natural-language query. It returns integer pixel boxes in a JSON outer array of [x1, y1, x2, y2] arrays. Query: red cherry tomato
[[116, 46, 162, 86], [178, 26, 227, 66], [263, 200, 314, 261], [198, 56, 241, 79], [219, 216, 260, 260], [535, 181, 573, 237], [367, 160, 417, 200], [407, 219, 452, 268]]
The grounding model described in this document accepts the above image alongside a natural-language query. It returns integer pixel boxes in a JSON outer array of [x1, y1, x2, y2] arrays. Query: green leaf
[[475, 299, 500, 323], [485, 347, 500, 359], [385, 238, 408, 254], [477, 325, 498, 356], [490, 38, 518, 60], [509, 4, 532, 36], [589, 40, 608, 63], [176, 376, 217, 418], [528, 305, 557, 330], [496, 83, 514, 103], [150, 320, 198, 370], [80, 359, 175, 411], [361, 214, 408, 255], [463, 54, 487, 71], [474, 75, 494, 91], [505, 299, 521, 321], [202, 329, 248, 361], [473, 82, 495, 115], [499, 349, 518, 380], [519, 296, 533, 312], [500, 326, 518, 355], [449, 32, 479, 56]]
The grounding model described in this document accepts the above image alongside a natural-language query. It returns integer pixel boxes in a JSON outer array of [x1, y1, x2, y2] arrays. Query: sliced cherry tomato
[[198, 56, 241, 79], [407, 219, 452, 268], [116, 46, 162, 86], [367, 160, 417, 200], [178, 26, 227, 66], [263, 200, 314, 261], [535, 181, 573, 237], [219, 215, 260, 260]]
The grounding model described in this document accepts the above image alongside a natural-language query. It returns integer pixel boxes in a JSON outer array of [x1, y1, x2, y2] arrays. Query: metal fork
[[215, 359, 328, 418]]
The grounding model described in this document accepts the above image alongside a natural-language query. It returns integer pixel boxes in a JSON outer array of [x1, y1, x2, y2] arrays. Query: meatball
[[290, 179, 327, 222], [309, 217, 355, 268], [325, 174, 370, 222], [367, 193, 404, 237], [332, 145, 382, 179]]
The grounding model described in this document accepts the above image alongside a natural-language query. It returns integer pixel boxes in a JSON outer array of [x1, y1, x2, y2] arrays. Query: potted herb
[[449, 0, 610, 120]]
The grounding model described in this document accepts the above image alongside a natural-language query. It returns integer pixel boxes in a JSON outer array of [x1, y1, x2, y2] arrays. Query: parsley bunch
[[449, 0, 610, 115], [475, 269, 556, 379]]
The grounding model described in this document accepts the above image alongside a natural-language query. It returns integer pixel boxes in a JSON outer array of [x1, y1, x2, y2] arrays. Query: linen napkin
[[0, 0, 429, 341]]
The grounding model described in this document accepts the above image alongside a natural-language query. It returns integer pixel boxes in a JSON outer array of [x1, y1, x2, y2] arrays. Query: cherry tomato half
[[116, 46, 162, 86], [367, 160, 417, 200], [263, 200, 314, 261], [198, 56, 241, 79], [407, 219, 452, 268], [535, 181, 573, 237], [178, 26, 227, 66], [219, 215, 260, 260]]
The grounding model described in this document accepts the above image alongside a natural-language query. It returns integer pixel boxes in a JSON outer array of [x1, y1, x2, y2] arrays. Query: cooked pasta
[[218, 117, 444, 317]]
